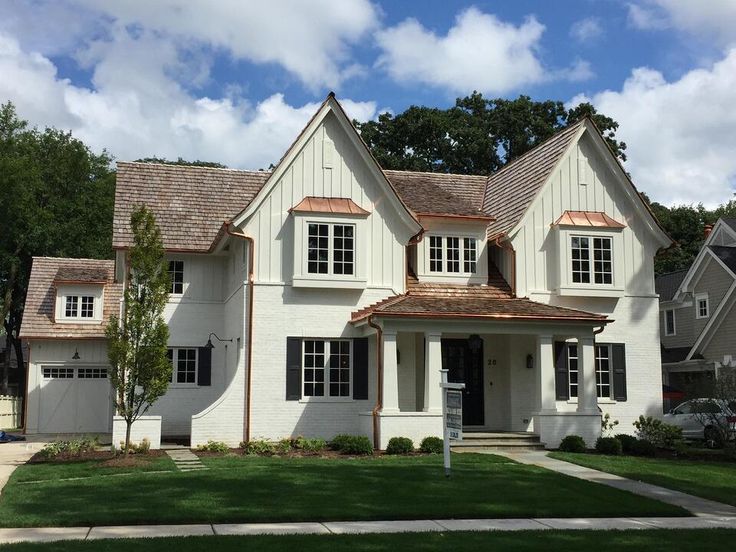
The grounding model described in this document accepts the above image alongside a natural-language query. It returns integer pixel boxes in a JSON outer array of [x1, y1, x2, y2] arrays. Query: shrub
[[419, 436, 444, 454], [615, 434, 638, 455], [385, 437, 414, 455], [633, 415, 683, 449], [601, 413, 620, 436], [595, 436, 623, 455], [330, 434, 373, 455], [196, 440, 229, 453], [559, 435, 587, 453], [242, 439, 276, 456], [294, 437, 326, 452], [39, 437, 98, 459], [631, 438, 657, 457], [276, 438, 292, 454]]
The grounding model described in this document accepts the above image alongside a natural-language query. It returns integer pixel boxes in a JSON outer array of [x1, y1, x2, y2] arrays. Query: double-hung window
[[695, 293, 709, 319], [167, 348, 197, 384], [169, 261, 184, 294], [571, 236, 612, 285], [428, 236, 478, 274], [307, 223, 355, 276], [302, 339, 351, 398]]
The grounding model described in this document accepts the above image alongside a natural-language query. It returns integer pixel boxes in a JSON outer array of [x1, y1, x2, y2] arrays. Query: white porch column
[[577, 335, 598, 414], [424, 331, 442, 413], [536, 334, 557, 412], [382, 330, 399, 413]]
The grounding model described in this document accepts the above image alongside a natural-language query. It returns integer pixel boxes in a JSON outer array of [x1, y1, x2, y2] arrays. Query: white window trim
[[168, 347, 199, 387], [695, 293, 710, 319], [556, 227, 624, 298], [292, 213, 368, 289], [664, 309, 677, 336], [300, 339, 353, 402], [55, 284, 104, 323]]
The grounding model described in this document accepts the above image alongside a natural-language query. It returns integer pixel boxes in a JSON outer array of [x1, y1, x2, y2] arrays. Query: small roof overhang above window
[[289, 197, 370, 217], [53, 266, 109, 284], [552, 210, 626, 229]]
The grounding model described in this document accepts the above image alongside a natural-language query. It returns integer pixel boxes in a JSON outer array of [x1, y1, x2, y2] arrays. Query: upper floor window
[[571, 236, 612, 285], [428, 235, 477, 274], [303, 339, 351, 398], [307, 223, 354, 276], [168, 261, 184, 294], [63, 295, 95, 319], [664, 309, 676, 336], [695, 293, 709, 319]]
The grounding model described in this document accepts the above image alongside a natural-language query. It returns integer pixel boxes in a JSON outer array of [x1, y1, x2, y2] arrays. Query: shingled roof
[[20, 257, 122, 339], [655, 269, 689, 302], [709, 245, 736, 276], [484, 120, 584, 239]]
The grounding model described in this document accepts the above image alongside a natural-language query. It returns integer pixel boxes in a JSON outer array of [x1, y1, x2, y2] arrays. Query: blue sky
[[2, 0, 736, 206]]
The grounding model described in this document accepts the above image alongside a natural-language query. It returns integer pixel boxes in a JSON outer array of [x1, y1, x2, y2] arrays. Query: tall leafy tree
[[0, 102, 114, 396], [106, 206, 171, 454]]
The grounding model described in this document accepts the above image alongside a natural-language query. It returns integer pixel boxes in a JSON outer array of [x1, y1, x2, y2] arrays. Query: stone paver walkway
[[0, 516, 735, 544], [0, 441, 43, 495], [165, 449, 208, 472], [495, 451, 736, 518]]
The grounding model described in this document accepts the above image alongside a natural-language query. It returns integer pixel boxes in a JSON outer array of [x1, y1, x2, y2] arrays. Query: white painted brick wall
[[373, 412, 443, 449], [112, 415, 161, 449], [536, 413, 601, 449]]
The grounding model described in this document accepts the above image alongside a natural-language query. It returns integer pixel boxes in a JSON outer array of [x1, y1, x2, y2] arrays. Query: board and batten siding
[[242, 112, 407, 292], [509, 133, 658, 299]]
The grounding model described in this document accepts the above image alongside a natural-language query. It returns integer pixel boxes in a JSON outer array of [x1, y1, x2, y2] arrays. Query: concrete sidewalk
[[0, 516, 735, 544], [496, 451, 736, 518], [0, 441, 43, 495]]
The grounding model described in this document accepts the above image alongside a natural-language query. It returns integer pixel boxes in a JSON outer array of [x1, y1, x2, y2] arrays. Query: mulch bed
[[29, 449, 167, 464], [193, 448, 430, 459]]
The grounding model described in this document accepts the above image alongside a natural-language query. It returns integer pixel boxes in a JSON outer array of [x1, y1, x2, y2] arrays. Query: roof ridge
[[117, 161, 272, 175], [382, 169, 487, 179], [32, 256, 114, 262], [655, 268, 691, 277]]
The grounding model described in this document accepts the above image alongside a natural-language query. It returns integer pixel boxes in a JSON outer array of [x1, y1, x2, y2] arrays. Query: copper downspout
[[493, 234, 516, 297], [225, 222, 256, 443], [367, 315, 383, 450]]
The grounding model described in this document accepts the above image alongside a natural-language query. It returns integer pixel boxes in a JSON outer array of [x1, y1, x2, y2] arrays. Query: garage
[[37, 365, 113, 434]]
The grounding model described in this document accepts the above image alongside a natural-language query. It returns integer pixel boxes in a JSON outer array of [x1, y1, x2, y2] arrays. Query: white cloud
[[375, 8, 548, 94], [628, 1, 736, 45], [0, 32, 377, 169], [571, 49, 736, 206], [570, 17, 603, 43]]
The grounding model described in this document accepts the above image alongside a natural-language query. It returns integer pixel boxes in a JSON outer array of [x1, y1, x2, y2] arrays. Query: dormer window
[[56, 285, 103, 322], [428, 235, 478, 275], [64, 295, 95, 318]]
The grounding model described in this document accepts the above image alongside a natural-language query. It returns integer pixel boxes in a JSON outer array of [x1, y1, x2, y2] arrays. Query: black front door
[[442, 338, 484, 426]]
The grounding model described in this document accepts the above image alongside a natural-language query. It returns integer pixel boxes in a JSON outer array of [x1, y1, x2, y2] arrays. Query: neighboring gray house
[[657, 218, 736, 409]]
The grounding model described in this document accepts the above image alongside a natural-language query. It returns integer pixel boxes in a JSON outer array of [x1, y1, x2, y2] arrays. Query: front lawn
[[2, 530, 736, 552], [550, 452, 736, 506], [0, 453, 685, 527]]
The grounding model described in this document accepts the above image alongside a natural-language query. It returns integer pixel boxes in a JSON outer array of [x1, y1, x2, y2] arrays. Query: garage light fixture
[[72, 348, 80, 360], [205, 333, 233, 349]]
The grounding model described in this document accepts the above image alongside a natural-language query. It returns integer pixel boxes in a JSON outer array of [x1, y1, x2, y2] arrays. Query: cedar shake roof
[[383, 170, 490, 218], [20, 257, 122, 340], [54, 266, 109, 283], [114, 162, 270, 251], [709, 245, 736, 276], [484, 120, 584, 239], [655, 269, 689, 302], [553, 211, 626, 229], [290, 197, 370, 216]]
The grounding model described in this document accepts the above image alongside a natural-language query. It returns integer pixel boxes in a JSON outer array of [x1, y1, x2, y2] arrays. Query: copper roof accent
[[384, 170, 490, 218], [54, 266, 109, 283], [553, 210, 626, 229], [484, 120, 584, 240], [290, 197, 370, 216], [20, 257, 122, 340], [114, 162, 270, 252]]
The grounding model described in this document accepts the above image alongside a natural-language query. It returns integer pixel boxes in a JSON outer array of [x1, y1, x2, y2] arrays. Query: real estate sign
[[446, 390, 462, 441]]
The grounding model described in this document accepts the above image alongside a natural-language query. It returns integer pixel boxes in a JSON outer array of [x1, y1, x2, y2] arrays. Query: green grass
[[8, 455, 175, 483], [0, 453, 685, 527], [2, 530, 736, 552], [550, 452, 736, 506]]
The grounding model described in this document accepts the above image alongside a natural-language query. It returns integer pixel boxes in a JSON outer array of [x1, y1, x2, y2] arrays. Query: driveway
[[0, 440, 44, 494]]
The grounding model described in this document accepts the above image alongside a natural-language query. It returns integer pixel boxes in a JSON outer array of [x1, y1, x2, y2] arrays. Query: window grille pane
[[568, 344, 579, 398], [429, 236, 443, 272], [571, 237, 590, 283], [328, 340, 351, 397], [463, 238, 477, 273], [593, 237, 613, 284], [176, 348, 197, 384], [595, 345, 611, 398], [78, 367, 108, 379], [42, 367, 75, 379], [65, 296, 78, 317], [303, 340, 326, 396], [333, 225, 354, 276], [80, 296, 95, 318], [307, 224, 330, 274], [446, 237, 460, 272], [169, 261, 184, 294]]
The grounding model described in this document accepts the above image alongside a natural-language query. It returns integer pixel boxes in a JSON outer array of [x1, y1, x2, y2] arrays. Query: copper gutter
[[360, 311, 611, 323], [417, 213, 495, 222], [225, 222, 256, 443], [367, 315, 383, 450], [493, 234, 516, 297]]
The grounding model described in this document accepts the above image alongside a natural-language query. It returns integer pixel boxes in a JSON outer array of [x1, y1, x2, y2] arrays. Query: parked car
[[664, 399, 736, 447]]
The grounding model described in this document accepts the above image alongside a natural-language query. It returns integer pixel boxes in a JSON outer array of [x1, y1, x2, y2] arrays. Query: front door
[[442, 338, 484, 426]]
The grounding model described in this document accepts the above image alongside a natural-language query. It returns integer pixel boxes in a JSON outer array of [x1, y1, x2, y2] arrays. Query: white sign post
[[440, 368, 465, 477]]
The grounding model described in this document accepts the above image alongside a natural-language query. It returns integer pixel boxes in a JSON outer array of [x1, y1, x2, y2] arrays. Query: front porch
[[363, 321, 604, 449]]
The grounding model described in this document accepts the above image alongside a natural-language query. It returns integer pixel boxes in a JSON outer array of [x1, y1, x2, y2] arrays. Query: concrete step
[[451, 432, 545, 452], [452, 439, 544, 448]]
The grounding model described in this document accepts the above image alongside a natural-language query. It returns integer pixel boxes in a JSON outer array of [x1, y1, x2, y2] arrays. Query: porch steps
[[451, 432, 545, 452]]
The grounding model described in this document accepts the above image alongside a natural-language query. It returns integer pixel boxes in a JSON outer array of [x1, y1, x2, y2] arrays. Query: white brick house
[[20, 94, 671, 449]]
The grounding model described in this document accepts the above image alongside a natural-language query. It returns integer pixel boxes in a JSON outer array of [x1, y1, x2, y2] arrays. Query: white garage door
[[38, 366, 113, 433]]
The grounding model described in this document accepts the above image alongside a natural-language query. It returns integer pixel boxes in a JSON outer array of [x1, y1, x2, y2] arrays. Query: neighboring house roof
[[290, 197, 370, 216], [661, 346, 703, 364], [708, 245, 736, 276], [722, 219, 736, 232], [483, 120, 585, 239], [553, 211, 626, 229], [655, 269, 689, 302], [19, 257, 122, 340]]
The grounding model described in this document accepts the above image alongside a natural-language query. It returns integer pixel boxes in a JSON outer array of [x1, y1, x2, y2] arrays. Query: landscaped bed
[[550, 452, 736, 507], [0, 453, 687, 527], [1, 530, 736, 552]]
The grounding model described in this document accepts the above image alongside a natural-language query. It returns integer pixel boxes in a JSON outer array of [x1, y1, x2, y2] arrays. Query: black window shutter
[[197, 347, 211, 386], [612, 343, 627, 402], [554, 341, 569, 400], [286, 337, 302, 401], [353, 337, 369, 400]]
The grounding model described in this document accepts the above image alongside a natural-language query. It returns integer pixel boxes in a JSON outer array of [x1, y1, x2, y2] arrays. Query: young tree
[[106, 206, 171, 454]]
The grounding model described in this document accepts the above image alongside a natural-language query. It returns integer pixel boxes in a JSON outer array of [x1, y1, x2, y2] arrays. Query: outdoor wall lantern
[[205, 333, 233, 349], [72, 347, 80, 360], [526, 354, 534, 369], [468, 334, 482, 352]]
